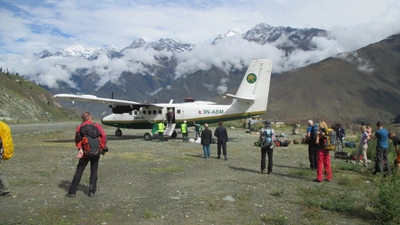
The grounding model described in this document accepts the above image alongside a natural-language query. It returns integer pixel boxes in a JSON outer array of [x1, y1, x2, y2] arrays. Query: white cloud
[[0, 0, 400, 89]]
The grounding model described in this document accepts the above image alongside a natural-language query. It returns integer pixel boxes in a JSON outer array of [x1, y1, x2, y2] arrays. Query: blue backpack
[[261, 127, 273, 147]]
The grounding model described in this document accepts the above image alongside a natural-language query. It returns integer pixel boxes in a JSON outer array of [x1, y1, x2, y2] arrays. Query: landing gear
[[144, 132, 152, 141], [115, 129, 122, 137]]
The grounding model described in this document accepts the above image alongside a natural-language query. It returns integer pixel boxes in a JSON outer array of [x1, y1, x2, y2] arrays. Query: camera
[[103, 146, 109, 152]]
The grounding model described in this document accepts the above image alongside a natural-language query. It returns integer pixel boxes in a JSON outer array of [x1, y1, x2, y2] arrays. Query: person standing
[[158, 121, 165, 142], [389, 133, 400, 168], [0, 121, 14, 197], [356, 126, 370, 167], [314, 121, 332, 182], [306, 120, 317, 170], [336, 124, 346, 151], [181, 120, 188, 142], [366, 124, 372, 138], [259, 121, 275, 174], [372, 121, 391, 175], [214, 121, 228, 160], [67, 112, 107, 197], [193, 122, 202, 140], [201, 123, 212, 158]]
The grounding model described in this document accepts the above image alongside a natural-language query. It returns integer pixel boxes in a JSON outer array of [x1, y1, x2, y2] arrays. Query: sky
[[0, 0, 400, 89]]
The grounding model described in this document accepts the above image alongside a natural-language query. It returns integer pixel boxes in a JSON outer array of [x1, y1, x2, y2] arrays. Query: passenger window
[[143, 110, 146, 115], [148, 110, 151, 115], [153, 110, 156, 114], [158, 110, 162, 114], [177, 109, 181, 114]]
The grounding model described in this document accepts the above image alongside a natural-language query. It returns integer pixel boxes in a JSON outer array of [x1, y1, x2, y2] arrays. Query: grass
[[149, 166, 184, 173], [260, 214, 289, 225]]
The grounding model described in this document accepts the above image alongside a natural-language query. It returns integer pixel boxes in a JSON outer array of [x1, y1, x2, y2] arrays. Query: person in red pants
[[314, 120, 332, 182]]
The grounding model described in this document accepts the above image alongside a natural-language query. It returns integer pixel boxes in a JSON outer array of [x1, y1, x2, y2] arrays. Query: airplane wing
[[53, 94, 155, 108]]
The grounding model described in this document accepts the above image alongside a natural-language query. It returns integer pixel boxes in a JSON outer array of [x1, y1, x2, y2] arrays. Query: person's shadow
[[59, 180, 88, 194]]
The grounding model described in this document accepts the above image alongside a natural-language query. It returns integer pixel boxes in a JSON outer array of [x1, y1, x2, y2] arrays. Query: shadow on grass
[[229, 166, 259, 173], [59, 180, 89, 195], [274, 164, 302, 169]]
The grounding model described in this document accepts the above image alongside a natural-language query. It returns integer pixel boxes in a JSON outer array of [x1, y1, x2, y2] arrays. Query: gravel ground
[[0, 122, 370, 225]]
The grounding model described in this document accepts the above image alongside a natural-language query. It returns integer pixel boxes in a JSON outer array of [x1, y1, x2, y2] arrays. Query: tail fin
[[225, 59, 272, 114]]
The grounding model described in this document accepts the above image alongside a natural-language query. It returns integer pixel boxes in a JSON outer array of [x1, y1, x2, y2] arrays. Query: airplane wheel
[[171, 130, 177, 138], [115, 129, 122, 137], [144, 132, 152, 141]]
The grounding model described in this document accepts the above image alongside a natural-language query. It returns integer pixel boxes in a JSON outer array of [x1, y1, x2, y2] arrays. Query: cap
[[376, 121, 383, 126], [264, 120, 271, 125], [184, 120, 187, 123]]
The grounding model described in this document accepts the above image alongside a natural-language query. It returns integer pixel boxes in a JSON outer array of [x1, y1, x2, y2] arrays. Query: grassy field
[[1, 122, 399, 224]]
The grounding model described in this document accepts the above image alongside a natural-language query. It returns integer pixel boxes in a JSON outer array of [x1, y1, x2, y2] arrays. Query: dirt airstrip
[[0, 122, 370, 225]]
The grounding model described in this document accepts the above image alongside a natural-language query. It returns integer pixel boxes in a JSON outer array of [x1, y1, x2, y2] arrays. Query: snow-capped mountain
[[33, 23, 335, 117], [243, 23, 330, 52]]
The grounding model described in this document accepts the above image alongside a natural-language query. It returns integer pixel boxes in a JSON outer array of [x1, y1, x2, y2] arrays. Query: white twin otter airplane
[[54, 59, 273, 140]]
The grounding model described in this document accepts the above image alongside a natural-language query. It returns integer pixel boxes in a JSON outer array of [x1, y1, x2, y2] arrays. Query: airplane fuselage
[[101, 101, 266, 129]]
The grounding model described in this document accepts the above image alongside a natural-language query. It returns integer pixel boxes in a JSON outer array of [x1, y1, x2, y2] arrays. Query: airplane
[[53, 59, 273, 140]]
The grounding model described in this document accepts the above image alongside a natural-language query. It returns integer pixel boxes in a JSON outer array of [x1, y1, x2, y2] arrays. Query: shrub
[[370, 175, 400, 224]]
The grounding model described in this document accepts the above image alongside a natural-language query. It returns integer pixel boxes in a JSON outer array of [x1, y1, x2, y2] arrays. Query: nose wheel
[[115, 129, 122, 137], [144, 132, 152, 141]]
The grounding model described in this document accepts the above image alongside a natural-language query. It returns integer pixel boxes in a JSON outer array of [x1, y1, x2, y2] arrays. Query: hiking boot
[[66, 193, 76, 198], [224, 156, 228, 160], [88, 191, 95, 197], [0, 192, 11, 197], [217, 155, 220, 159]]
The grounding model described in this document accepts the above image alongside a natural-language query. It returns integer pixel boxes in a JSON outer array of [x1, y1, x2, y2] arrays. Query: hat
[[264, 120, 271, 125], [184, 120, 187, 123], [376, 121, 383, 126]]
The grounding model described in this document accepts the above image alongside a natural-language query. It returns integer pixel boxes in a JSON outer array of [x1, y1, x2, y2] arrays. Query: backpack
[[312, 123, 319, 140], [323, 128, 337, 151], [261, 127, 273, 147], [78, 124, 104, 157]]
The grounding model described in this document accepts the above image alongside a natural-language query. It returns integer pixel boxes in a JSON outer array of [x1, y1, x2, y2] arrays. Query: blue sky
[[1, 0, 399, 55], [0, 0, 400, 89]]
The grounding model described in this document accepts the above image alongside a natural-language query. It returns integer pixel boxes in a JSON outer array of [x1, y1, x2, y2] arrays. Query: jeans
[[337, 137, 344, 151], [0, 162, 10, 193], [158, 132, 164, 142], [375, 147, 391, 175], [203, 145, 210, 158], [182, 133, 188, 142]]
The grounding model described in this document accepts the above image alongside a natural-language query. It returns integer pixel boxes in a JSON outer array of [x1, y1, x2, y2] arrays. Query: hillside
[[267, 34, 400, 126], [0, 71, 79, 123]]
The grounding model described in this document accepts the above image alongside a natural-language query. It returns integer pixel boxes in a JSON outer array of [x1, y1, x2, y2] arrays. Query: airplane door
[[166, 107, 175, 124]]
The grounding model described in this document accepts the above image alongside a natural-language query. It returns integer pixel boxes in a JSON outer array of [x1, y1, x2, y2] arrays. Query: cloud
[[1, 0, 400, 90]]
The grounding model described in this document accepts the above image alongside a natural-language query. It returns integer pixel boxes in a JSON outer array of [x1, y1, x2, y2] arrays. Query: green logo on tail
[[246, 73, 257, 84]]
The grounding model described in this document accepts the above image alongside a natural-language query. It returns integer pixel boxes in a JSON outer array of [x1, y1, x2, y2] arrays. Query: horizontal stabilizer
[[224, 94, 254, 101]]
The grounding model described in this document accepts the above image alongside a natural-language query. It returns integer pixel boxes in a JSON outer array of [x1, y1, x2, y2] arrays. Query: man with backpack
[[306, 120, 317, 170], [259, 121, 275, 174], [0, 121, 14, 196], [67, 112, 107, 198]]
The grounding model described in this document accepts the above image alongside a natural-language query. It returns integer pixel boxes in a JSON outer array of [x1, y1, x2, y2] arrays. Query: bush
[[370, 174, 400, 224]]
